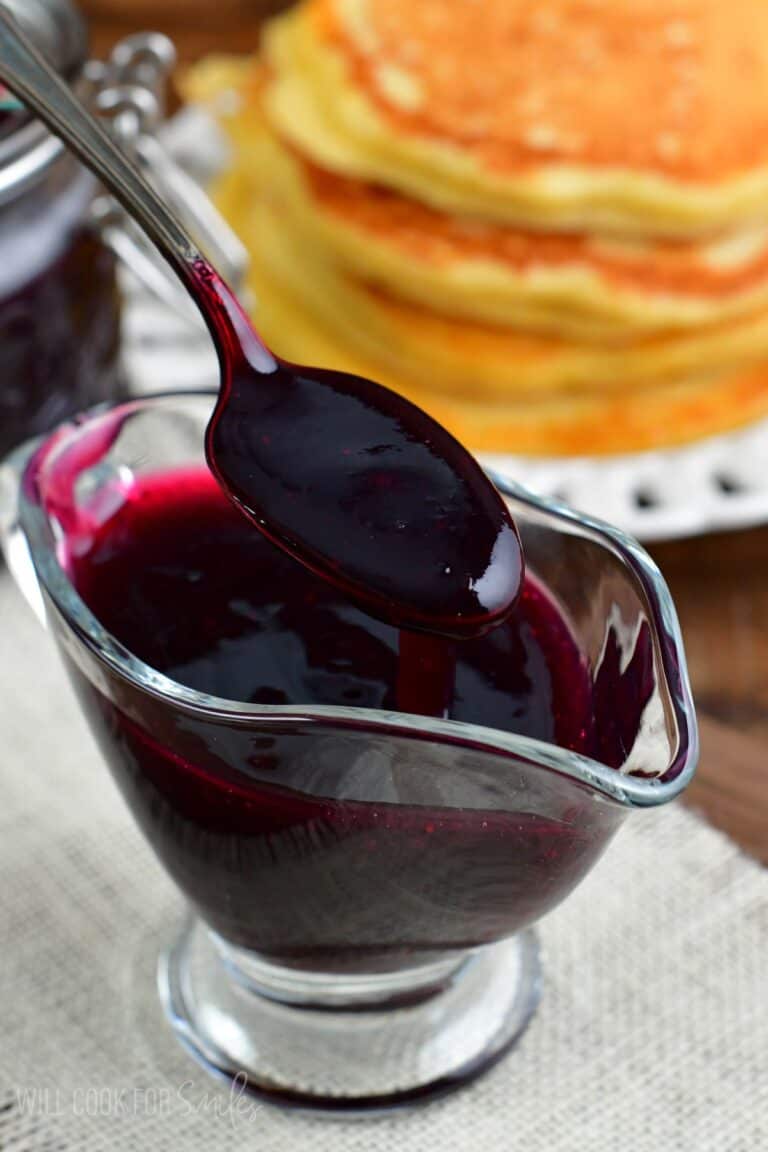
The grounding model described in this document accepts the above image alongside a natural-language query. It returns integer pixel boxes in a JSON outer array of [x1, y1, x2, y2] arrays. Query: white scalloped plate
[[121, 109, 768, 544], [480, 425, 768, 541]]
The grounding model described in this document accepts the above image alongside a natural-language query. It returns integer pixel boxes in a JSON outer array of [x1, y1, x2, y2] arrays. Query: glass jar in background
[[0, 154, 123, 460], [0, 0, 249, 460], [0, 0, 123, 459]]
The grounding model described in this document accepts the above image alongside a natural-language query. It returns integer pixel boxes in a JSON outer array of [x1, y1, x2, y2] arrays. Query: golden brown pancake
[[240, 106, 768, 337], [317, 0, 766, 182], [300, 162, 768, 306], [230, 183, 768, 402], [188, 59, 768, 339], [182, 19, 768, 456], [213, 166, 768, 455], [263, 0, 768, 236]]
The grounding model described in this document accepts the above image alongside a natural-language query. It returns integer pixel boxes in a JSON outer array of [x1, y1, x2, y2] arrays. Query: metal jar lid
[[0, 0, 89, 204]]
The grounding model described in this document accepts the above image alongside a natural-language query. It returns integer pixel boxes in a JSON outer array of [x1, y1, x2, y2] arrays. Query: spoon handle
[[0, 8, 206, 297]]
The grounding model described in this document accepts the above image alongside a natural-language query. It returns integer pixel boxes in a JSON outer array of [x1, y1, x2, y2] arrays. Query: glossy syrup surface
[[63, 468, 616, 966], [69, 468, 589, 744], [200, 270, 523, 638]]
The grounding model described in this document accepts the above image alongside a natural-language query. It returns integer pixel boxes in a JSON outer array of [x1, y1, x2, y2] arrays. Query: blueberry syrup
[[68, 468, 589, 741], [200, 269, 523, 641], [64, 468, 615, 967]]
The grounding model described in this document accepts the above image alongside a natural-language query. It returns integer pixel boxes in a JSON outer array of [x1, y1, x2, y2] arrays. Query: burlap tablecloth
[[0, 568, 766, 1151]]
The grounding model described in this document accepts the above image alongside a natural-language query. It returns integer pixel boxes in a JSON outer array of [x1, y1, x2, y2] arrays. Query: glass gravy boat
[[0, 391, 698, 1113]]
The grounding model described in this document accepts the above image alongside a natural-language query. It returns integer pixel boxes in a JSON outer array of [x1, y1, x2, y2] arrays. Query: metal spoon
[[0, 8, 522, 637]]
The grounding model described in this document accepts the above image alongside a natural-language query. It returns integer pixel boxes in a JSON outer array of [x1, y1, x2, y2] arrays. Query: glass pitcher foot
[[158, 918, 541, 1114]]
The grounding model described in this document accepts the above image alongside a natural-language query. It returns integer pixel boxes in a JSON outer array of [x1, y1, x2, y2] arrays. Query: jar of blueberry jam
[[0, 0, 123, 459]]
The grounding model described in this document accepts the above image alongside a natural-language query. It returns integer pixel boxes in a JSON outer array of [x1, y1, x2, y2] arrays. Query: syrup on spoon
[[0, 10, 523, 650]]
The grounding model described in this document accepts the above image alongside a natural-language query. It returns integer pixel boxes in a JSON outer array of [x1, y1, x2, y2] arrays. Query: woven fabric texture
[[0, 569, 766, 1151]]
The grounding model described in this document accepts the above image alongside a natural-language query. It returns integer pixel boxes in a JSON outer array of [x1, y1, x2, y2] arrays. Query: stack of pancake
[[184, 0, 768, 454]]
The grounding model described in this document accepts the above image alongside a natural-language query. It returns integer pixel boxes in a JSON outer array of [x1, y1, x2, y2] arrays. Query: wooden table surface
[[82, 3, 767, 865]]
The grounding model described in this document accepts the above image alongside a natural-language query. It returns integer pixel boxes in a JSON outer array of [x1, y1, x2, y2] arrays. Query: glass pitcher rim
[[6, 390, 699, 810]]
